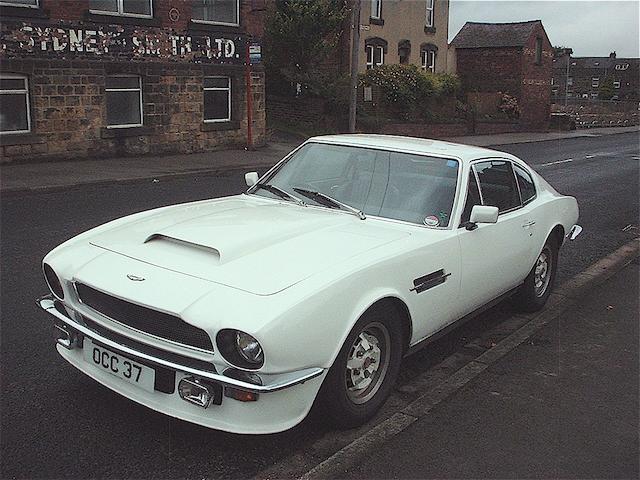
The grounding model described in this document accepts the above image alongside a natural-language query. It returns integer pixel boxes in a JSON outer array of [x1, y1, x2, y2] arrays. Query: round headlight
[[216, 329, 264, 369], [43, 263, 64, 299], [235, 331, 263, 364]]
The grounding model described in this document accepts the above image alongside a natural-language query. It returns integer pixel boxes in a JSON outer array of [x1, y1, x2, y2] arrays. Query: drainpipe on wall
[[245, 39, 254, 150]]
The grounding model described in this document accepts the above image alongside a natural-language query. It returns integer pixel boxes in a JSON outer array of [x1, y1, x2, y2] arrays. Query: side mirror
[[245, 171, 259, 187], [465, 205, 499, 230], [470, 205, 499, 224]]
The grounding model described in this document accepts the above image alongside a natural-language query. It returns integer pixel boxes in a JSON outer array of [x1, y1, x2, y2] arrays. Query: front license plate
[[83, 340, 156, 393]]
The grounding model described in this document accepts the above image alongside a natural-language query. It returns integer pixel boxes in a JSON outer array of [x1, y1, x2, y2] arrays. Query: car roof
[[307, 134, 516, 164]]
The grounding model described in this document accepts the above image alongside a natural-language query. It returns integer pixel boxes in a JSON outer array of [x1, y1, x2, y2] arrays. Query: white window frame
[[191, 0, 240, 27], [425, 0, 434, 28], [592, 77, 599, 88], [371, 0, 381, 19], [613, 80, 621, 89], [0, 0, 38, 7], [421, 50, 435, 72], [89, 0, 153, 19], [203, 76, 232, 123], [105, 75, 143, 129], [365, 45, 384, 69], [0, 74, 31, 135]]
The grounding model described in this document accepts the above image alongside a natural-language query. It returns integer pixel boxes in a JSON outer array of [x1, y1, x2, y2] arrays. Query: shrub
[[497, 93, 520, 119], [360, 65, 461, 112]]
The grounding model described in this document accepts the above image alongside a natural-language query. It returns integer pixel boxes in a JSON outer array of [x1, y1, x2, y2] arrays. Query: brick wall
[[519, 22, 552, 129], [455, 47, 523, 98]]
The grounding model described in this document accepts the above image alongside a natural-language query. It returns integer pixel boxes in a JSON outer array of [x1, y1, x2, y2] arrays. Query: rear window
[[514, 164, 536, 204], [474, 160, 520, 212]]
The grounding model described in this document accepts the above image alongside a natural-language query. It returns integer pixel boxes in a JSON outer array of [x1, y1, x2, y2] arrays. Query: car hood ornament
[[126, 274, 145, 282]]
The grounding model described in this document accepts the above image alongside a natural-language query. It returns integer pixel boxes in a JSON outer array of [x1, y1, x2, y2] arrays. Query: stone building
[[0, 0, 266, 162], [552, 52, 639, 102], [450, 20, 553, 130], [355, 0, 450, 73]]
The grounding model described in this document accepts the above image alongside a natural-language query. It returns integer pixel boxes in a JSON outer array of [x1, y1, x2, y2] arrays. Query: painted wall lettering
[[1, 22, 244, 65]]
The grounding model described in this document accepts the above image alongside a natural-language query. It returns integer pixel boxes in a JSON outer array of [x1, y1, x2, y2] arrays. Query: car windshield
[[251, 142, 459, 227]]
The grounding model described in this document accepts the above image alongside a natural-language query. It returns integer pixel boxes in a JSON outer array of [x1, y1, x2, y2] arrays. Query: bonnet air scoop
[[145, 233, 221, 260]]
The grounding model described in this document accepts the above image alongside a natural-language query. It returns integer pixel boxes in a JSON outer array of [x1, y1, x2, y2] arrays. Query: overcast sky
[[448, 0, 640, 58]]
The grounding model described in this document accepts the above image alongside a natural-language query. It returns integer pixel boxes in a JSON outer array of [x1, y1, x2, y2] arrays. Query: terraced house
[[356, 0, 450, 73], [0, 0, 266, 162], [552, 52, 639, 102]]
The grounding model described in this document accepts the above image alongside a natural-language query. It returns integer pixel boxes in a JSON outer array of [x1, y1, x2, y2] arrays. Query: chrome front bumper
[[37, 295, 324, 394]]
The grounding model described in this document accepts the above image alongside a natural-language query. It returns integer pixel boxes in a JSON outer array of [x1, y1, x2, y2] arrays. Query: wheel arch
[[355, 295, 413, 354], [549, 224, 565, 247]]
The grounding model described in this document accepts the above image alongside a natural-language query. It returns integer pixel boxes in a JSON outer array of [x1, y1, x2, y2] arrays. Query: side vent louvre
[[411, 269, 451, 294]]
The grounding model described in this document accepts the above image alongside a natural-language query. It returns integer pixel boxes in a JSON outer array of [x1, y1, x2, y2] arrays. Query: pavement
[[1, 125, 637, 194], [306, 253, 640, 479]]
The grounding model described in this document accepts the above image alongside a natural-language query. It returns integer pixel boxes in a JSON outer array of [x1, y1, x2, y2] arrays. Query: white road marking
[[539, 158, 574, 167]]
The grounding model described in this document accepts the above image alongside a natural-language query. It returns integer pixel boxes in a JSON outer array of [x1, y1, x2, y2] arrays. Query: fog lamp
[[178, 377, 218, 408]]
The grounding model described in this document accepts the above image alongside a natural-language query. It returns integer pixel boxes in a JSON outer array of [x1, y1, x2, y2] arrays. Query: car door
[[456, 159, 534, 315]]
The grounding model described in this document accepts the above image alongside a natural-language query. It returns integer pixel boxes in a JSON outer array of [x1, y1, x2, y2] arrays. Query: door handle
[[522, 221, 536, 228]]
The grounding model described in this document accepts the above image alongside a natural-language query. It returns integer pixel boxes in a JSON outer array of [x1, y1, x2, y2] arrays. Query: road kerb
[[294, 237, 639, 480]]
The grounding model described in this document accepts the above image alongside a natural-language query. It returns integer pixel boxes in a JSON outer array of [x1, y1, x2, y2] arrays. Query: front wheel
[[319, 304, 403, 428], [515, 236, 559, 312]]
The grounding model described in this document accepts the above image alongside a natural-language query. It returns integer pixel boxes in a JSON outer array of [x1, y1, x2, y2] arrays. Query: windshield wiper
[[254, 183, 305, 206], [293, 187, 366, 220]]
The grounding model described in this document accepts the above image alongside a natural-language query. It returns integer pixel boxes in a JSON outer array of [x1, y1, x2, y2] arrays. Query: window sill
[[0, 133, 45, 146], [369, 17, 384, 26], [201, 120, 240, 132], [424, 26, 436, 34], [101, 126, 152, 139], [188, 20, 242, 34], [85, 12, 161, 27], [0, 5, 49, 19]]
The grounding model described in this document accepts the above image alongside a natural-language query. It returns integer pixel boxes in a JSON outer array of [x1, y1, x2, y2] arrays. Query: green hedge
[[360, 65, 461, 109]]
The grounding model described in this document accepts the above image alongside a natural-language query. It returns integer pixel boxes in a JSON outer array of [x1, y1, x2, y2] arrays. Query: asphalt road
[[1, 132, 638, 479]]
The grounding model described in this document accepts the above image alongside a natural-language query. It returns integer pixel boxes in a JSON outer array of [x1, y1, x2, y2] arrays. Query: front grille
[[75, 283, 214, 352], [81, 315, 217, 374]]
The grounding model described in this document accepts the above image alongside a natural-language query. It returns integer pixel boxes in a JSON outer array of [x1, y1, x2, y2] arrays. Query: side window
[[474, 160, 520, 212], [513, 164, 536, 204], [460, 171, 481, 225]]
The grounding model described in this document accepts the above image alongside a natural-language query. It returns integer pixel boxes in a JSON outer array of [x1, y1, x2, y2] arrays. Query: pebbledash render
[[0, 0, 266, 162]]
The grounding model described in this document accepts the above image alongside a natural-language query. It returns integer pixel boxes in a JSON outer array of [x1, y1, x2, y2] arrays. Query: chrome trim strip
[[38, 296, 324, 394]]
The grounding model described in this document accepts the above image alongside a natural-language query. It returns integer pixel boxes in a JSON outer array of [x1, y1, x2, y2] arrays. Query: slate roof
[[552, 56, 640, 70], [451, 20, 542, 49]]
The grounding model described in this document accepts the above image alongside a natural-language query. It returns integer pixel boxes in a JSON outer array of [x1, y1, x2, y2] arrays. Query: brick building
[[0, 0, 266, 162], [450, 20, 553, 130], [552, 52, 639, 102]]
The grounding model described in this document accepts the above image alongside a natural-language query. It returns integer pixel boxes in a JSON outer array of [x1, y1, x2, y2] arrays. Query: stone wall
[[0, 0, 266, 162]]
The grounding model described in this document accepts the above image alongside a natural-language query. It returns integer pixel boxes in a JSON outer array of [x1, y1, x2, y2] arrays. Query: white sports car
[[38, 135, 581, 434]]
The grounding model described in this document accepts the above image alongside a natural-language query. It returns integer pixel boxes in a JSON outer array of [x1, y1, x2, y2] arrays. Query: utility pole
[[348, 0, 361, 133], [564, 47, 573, 107]]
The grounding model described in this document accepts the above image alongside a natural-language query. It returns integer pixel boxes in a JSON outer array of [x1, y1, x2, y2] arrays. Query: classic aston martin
[[38, 135, 581, 434]]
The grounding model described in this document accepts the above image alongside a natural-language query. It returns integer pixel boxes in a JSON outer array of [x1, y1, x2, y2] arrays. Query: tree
[[553, 46, 573, 58], [264, 0, 348, 97], [599, 76, 615, 100]]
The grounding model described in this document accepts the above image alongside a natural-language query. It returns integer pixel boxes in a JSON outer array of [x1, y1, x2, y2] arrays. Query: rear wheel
[[319, 303, 403, 428], [515, 236, 559, 312]]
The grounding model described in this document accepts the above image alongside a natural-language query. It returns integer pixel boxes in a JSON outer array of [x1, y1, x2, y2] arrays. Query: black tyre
[[319, 303, 404, 428], [515, 235, 559, 312]]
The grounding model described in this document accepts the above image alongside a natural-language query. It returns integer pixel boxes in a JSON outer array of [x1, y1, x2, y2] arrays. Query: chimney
[[609, 51, 617, 58]]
